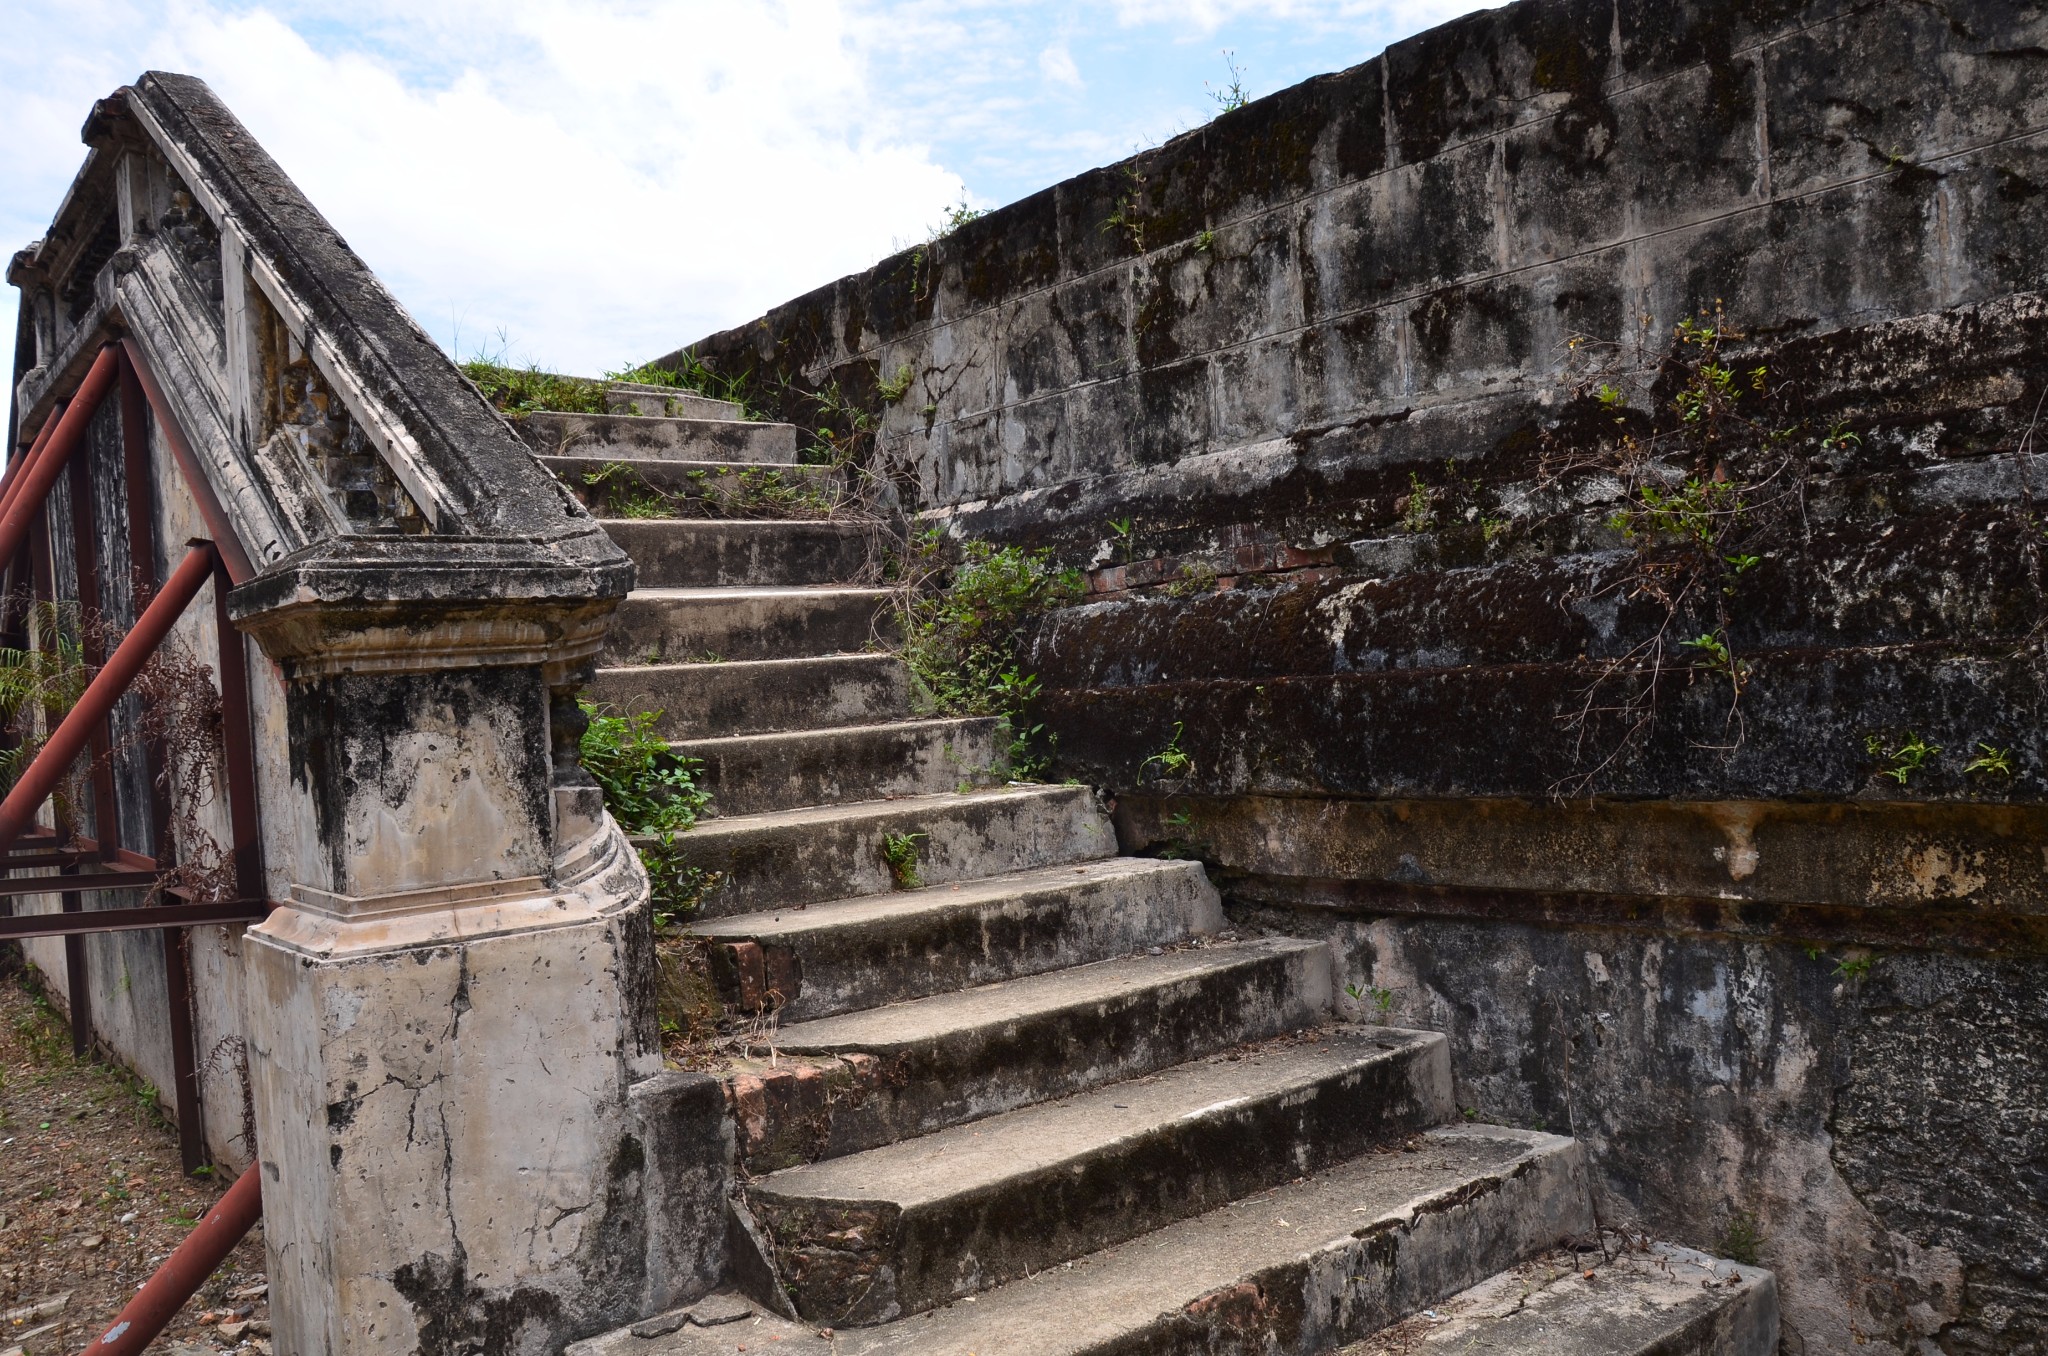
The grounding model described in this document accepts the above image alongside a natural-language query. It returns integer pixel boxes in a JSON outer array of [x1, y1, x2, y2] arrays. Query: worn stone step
[[720, 938, 1336, 1170], [572, 1126, 1590, 1356], [745, 1029, 1462, 1325], [677, 717, 1007, 816], [513, 411, 798, 463], [655, 784, 1113, 917], [602, 519, 874, 588], [587, 654, 911, 740], [600, 382, 741, 419], [1340, 1237, 1776, 1355], [691, 857, 1222, 1022], [542, 456, 838, 517], [602, 586, 889, 665]]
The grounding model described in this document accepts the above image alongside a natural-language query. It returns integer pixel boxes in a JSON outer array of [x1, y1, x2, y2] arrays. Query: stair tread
[[672, 715, 997, 754], [597, 517, 867, 532], [626, 584, 890, 601], [689, 856, 1203, 942], [658, 783, 1098, 840], [771, 936, 1325, 1056], [753, 1021, 1426, 1207], [570, 1125, 1580, 1356], [596, 653, 902, 681], [1340, 1238, 1775, 1354]]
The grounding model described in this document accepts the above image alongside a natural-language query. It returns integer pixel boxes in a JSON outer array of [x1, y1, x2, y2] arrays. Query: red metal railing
[[0, 338, 272, 1354]]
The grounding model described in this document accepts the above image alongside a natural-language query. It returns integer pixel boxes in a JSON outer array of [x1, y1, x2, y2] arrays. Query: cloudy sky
[[5, 0, 1490, 376]]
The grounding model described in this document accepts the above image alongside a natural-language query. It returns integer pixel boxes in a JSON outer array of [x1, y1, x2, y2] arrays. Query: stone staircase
[[516, 385, 1780, 1355]]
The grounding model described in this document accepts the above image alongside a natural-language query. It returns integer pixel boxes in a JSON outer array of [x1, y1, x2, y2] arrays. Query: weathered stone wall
[[677, 1, 2048, 1350]]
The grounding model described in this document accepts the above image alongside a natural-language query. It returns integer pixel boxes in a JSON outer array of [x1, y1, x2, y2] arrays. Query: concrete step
[[747, 1027, 1457, 1326], [542, 456, 838, 518], [690, 857, 1222, 1021], [601, 519, 874, 588], [677, 717, 1007, 816], [652, 784, 1114, 917], [720, 938, 1338, 1169], [600, 382, 741, 420], [746, 1031, 1463, 1325], [587, 654, 912, 740], [570, 1126, 1590, 1356], [1340, 1237, 1777, 1355], [601, 586, 889, 665], [513, 411, 798, 463]]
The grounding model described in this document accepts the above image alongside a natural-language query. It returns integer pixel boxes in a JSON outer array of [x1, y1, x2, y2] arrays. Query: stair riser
[[683, 720, 1007, 817], [605, 521, 873, 589], [514, 411, 797, 463], [753, 1038, 1460, 1324], [666, 789, 1114, 916], [546, 458, 838, 518], [602, 592, 885, 665], [605, 390, 740, 419], [589, 657, 911, 739], [702, 862, 1223, 1022], [1115, 1132, 1595, 1356], [730, 943, 1336, 1173]]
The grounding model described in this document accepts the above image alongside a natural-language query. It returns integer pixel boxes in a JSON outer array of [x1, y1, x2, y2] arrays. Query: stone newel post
[[235, 594, 660, 1354]]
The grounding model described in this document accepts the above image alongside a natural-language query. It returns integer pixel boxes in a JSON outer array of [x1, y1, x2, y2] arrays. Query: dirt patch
[[0, 956, 268, 1355]]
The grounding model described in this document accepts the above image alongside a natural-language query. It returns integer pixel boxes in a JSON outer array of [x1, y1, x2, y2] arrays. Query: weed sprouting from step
[[578, 461, 848, 521], [1719, 1210, 1765, 1266], [463, 360, 609, 418], [579, 701, 718, 924], [896, 531, 1085, 780], [880, 832, 927, 890], [620, 350, 761, 420], [1344, 983, 1398, 1025]]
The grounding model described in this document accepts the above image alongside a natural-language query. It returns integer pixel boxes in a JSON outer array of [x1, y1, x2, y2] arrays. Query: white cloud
[[4, 0, 966, 374], [1107, 0, 1492, 36], [1039, 41, 1083, 89]]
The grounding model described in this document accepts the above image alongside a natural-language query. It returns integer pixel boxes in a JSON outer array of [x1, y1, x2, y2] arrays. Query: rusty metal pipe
[[0, 345, 119, 568], [0, 542, 215, 858], [83, 1164, 262, 1356], [0, 393, 64, 520]]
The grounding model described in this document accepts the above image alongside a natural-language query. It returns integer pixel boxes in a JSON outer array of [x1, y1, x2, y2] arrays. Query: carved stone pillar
[[234, 598, 665, 1354]]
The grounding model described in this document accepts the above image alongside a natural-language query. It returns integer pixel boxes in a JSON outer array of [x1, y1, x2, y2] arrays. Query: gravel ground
[[0, 957, 269, 1356]]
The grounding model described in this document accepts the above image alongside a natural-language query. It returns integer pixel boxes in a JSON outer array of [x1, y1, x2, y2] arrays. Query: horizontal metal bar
[[0, 869, 157, 898], [0, 898, 271, 940], [1, 850, 91, 871]]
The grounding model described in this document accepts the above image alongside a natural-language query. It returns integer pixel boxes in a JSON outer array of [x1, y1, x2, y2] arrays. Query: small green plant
[[898, 532, 1085, 778], [1194, 229, 1216, 252], [1480, 515, 1510, 543], [632, 348, 758, 417], [580, 702, 715, 921], [1720, 1211, 1765, 1266], [1965, 743, 2015, 777], [462, 359, 607, 418], [877, 363, 916, 403], [1681, 631, 1750, 691], [1834, 954, 1875, 980], [1107, 517, 1135, 561], [1102, 165, 1147, 253], [1400, 471, 1435, 533], [881, 831, 926, 890], [1207, 50, 1250, 114], [1345, 983, 1398, 1025], [1163, 562, 1219, 598], [1140, 721, 1194, 782], [1865, 732, 1940, 785]]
